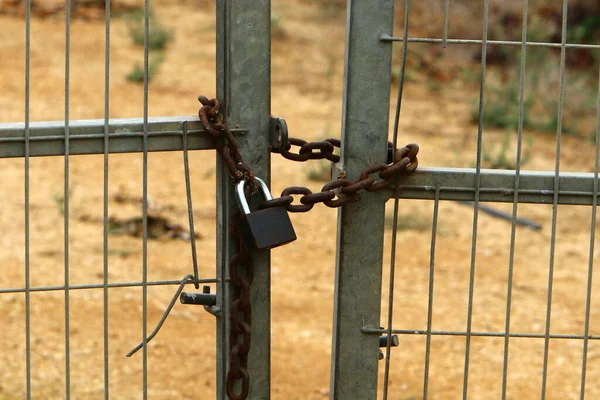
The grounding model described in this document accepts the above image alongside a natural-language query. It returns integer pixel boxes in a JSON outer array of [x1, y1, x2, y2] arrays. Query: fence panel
[[329, 0, 600, 399], [3, 0, 600, 399], [0, 0, 272, 398]]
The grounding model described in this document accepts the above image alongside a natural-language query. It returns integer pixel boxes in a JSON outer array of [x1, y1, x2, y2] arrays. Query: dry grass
[[1, 1, 600, 399]]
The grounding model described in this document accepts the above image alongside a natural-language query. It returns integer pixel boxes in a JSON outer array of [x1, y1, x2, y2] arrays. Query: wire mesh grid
[[3, 0, 600, 399], [1, 0, 221, 398], [0, 0, 279, 397], [378, 0, 600, 399]]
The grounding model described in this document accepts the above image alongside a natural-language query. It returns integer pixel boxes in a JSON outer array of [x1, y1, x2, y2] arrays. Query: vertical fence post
[[216, 0, 271, 399], [330, 0, 395, 398]]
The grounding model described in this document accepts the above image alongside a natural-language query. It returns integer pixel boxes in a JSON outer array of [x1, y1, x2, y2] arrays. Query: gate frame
[[215, 1, 272, 399], [329, 0, 396, 398], [2, 0, 600, 398]]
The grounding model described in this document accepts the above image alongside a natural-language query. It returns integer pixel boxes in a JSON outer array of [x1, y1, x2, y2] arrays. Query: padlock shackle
[[236, 177, 273, 215]]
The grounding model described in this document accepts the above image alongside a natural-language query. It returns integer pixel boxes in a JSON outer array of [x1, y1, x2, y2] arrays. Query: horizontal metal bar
[[363, 328, 600, 340], [0, 278, 218, 294], [0, 116, 247, 158], [391, 167, 600, 205], [381, 35, 600, 50]]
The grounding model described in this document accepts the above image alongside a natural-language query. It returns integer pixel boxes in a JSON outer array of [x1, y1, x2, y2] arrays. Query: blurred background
[[1, 0, 599, 398]]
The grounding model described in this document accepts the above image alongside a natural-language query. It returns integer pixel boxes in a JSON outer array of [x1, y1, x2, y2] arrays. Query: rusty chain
[[271, 136, 342, 162], [198, 95, 419, 400], [199, 95, 255, 399], [198, 95, 259, 194], [264, 139, 418, 212], [225, 212, 253, 400]]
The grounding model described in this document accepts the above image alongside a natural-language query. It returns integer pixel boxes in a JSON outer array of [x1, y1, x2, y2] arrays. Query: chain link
[[272, 137, 341, 162], [198, 95, 259, 194], [226, 213, 253, 400], [267, 141, 419, 212], [198, 95, 419, 400], [199, 96, 254, 399]]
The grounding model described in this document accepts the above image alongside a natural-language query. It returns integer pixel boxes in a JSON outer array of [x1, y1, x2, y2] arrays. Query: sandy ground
[[1, 1, 600, 399]]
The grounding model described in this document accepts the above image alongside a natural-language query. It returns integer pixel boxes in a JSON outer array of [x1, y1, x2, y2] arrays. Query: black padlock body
[[238, 206, 297, 251]]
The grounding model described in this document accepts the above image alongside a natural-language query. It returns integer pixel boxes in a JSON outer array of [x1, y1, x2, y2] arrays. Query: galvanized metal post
[[216, 0, 271, 399], [330, 0, 395, 398]]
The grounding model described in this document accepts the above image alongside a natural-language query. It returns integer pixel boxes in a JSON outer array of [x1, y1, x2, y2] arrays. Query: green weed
[[472, 81, 534, 131], [271, 12, 286, 39], [480, 132, 533, 170], [385, 204, 457, 235], [52, 187, 74, 215], [473, 48, 597, 138], [385, 211, 430, 232], [126, 10, 173, 51], [126, 54, 165, 83], [306, 160, 332, 182]]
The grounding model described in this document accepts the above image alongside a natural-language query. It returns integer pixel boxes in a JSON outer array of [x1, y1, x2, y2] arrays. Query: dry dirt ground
[[1, 1, 600, 399]]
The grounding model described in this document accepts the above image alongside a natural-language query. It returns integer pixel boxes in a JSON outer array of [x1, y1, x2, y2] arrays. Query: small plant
[[306, 160, 332, 182], [568, 16, 600, 45], [52, 187, 74, 215], [108, 249, 133, 258], [473, 47, 597, 138], [480, 132, 533, 170], [52, 193, 66, 215], [427, 80, 442, 92], [203, 167, 215, 179], [471, 80, 534, 131], [391, 47, 431, 85], [126, 54, 164, 83], [271, 12, 286, 39], [385, 211, 430, 232], [126, 10, 173, 50]]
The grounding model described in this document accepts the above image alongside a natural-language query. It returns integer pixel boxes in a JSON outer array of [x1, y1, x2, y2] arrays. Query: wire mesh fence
[[2, 0, 600, 399], [1, 0, 225, 398], [372, 0, 600, 399]]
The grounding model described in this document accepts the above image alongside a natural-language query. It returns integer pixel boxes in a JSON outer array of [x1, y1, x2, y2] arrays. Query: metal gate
[[1, 0, 274, 398], [1, 0, 600, 399], [338, 1, 600, 399]]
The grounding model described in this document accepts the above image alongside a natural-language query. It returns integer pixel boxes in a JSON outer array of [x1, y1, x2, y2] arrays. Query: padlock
[[236, 177, 297, 251]]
